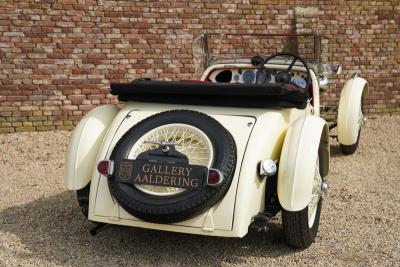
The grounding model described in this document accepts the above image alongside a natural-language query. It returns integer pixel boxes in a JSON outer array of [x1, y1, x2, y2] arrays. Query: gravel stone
[[0, 115, 399, 266]]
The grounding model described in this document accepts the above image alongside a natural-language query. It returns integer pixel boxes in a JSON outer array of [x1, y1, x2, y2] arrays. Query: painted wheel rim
[[129, 124, 213, 196], [308, 156, 322, 228]]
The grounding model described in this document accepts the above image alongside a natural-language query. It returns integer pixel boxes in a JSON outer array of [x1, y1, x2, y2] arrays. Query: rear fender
[[64, 105, 120, 190], [337, 76, 368, 145], [277, 116, 329, 211]]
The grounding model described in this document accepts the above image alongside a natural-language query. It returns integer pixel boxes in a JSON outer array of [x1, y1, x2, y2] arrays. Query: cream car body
[[337, 75, 368, 145], [64, 33, 368, 247], [66, 104, 313, 237]]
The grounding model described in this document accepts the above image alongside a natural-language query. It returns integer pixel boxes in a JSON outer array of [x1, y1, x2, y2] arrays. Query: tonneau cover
[[110, 80, 308, 109]]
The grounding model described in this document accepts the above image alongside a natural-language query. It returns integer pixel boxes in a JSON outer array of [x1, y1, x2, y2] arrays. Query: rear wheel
[[76, 182, 90, 219], [282, 158, 323, 248]]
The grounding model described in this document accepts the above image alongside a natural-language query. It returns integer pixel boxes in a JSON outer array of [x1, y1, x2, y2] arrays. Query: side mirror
[[332, 64, 342, 75], [320, 63, 342, 76], [318, 75, 329, 92]]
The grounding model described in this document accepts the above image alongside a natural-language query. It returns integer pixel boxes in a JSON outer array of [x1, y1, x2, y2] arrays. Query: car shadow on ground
[[0, 191, 297, 266], [330, 143, 344, 158]]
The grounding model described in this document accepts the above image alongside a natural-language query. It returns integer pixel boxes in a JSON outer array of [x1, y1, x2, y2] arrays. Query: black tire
[[282, 198, 322, 249], [108, 110, 237, 223], [76, 182, 91, 219], [340, 128, 361, 155]]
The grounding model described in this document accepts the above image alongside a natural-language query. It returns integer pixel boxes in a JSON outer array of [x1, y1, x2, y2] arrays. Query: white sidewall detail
[[278, 116, 329, 212], [64, 105, 120, 190], [337, 77, 368, 145]]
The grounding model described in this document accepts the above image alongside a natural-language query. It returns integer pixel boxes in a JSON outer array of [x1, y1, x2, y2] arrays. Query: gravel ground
[[0, 115, 399, 266]]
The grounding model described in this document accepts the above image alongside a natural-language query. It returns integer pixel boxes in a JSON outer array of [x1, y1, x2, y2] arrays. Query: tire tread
[[340, 128, 361, 155], [282, 199, 322, 249]]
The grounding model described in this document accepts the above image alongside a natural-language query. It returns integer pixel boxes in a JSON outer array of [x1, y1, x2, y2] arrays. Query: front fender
[[277, 116, 329, 211], [337, 76, 368, 145], [64, 105, 120, 190]]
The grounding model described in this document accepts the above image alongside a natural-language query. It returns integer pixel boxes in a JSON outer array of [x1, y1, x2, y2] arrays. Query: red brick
[[0, 127, 14, 133], [36, 125, 56, 131], [58, 0, 77, 4], [15, 126, 35, 132], [78, 104, 96, 111], [7, 96, 28, 101], [0, 1, 399, 133], [68, 95, 86, 105]]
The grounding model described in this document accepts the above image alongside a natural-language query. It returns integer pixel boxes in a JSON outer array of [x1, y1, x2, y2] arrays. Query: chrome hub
[[321, 179, 328, 199]]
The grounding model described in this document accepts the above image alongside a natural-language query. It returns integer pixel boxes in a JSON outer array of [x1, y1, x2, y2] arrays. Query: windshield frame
[[195, 32, 330, 73]]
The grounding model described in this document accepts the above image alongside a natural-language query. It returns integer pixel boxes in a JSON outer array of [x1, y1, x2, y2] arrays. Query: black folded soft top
[[110, 79, 308, 109]]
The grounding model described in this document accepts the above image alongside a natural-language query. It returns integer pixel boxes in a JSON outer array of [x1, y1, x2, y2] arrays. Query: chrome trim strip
[[108, 160, 114, 176]]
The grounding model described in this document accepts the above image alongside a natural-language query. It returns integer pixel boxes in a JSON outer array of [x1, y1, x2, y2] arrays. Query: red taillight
[[97, 160, 113, 176], [207, 168, 224, 186]]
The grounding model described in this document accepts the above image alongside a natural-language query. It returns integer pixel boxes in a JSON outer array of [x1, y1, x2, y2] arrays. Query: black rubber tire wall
[[108, 110, 237, 224], [76, 182, 90, 219], [340, 129, 361, 155], [282, 199, 322, 249]]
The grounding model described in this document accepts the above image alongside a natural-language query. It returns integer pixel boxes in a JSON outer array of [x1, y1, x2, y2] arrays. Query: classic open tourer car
[[64, 33, 368, 248]]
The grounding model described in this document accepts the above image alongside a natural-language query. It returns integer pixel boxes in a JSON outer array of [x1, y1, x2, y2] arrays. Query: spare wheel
[[108, 110, 237, 223]]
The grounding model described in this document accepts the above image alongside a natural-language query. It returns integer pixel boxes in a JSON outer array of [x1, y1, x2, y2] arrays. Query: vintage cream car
[[64, 33, 368, 248]]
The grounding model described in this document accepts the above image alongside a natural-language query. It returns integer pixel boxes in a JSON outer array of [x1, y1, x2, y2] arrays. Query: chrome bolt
[[259, 159, 277, 178], [362, 116, 367, 125], [321, 179, 328, 199], [161, 145, 170, 153]]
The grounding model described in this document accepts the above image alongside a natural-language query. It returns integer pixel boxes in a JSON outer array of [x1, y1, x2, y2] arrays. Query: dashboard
[[208, 68, 308, 89]]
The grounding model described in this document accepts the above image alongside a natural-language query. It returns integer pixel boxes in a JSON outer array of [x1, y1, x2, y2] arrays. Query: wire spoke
[[308, 157, 322, 226], [128, 124, 213, 196]]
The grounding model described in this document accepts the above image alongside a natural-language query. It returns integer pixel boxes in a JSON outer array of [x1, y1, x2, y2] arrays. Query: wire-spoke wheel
[[308, 158, 322, 228], [282, 157, 323, 249], [129, 124, 214, 196]]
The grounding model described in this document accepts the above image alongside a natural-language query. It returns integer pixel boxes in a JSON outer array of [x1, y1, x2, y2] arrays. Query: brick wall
[[1, 0, 399, 133]]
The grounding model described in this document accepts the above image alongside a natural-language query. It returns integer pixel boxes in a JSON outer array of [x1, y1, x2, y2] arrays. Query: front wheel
[[339, 97, 364, 155], [282, 158, 323, 248], [340, 128, 361, 155]]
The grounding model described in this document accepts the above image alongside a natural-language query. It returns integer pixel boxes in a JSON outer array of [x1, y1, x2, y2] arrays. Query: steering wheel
[[251, 52, 312, 90]]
